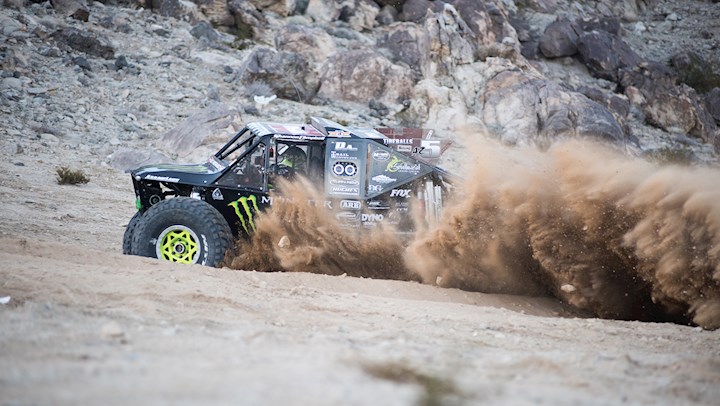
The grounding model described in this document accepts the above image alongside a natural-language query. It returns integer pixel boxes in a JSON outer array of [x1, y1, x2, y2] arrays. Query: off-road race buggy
[[123, 117, 457, 267]]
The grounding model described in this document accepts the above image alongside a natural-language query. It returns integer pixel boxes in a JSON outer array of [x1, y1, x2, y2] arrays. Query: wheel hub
[[156, 225, 200, 264]]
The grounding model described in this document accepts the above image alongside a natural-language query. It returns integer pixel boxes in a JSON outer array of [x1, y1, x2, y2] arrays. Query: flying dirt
[[227, 139, 720, 330]]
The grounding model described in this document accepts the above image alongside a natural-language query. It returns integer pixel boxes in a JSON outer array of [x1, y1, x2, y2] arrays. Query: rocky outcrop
[[239, 47, 319, 102], [620, 63, 719, 147], [376, 22, 425, 75], [482, 63, 625, 145], [671, 51, 720, 94], [706, 88, 720, 125], [318, 48, 415, 106], [274, 24, 336, 65], [51, 27, 116, 59]]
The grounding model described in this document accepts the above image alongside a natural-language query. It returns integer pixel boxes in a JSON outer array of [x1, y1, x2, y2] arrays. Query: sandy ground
[[0, 142, 719, 405]]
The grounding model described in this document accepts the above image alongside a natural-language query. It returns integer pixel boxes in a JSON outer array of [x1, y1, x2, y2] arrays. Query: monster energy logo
[[228, 195, 259, 234]]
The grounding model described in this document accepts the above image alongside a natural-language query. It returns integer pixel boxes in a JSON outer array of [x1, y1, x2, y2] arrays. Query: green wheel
[[131, 197, 233, 267], [122, 211, 143, 255]]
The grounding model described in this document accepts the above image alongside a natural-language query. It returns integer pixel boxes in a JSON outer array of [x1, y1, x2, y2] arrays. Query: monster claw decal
[[229, 195, 259, 234]]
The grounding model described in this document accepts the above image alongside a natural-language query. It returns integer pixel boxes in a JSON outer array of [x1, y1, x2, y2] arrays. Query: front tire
[[130, 197, 233, 267], [122, 211, 143, 255]]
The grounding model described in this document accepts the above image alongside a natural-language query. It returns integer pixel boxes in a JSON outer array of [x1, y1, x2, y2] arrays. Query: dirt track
[[1, 147, 719, 405]]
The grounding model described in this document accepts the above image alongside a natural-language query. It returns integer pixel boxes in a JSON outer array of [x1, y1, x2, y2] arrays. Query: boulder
[[50, 0, 89, 22], [228, 0, 267, 40], [705, 88, 720, 125], [576, 16, 621, 35], [514, 0, 557, 13], [193, 0, 235, 27], [338, 0, 380, 31], [399, 0, 440, 23], [671, 51, 720, 94], [247, 0, 294, 16], [375, 5, 398, 26], [52, 28, 115, 59], [150, 0, 205, 23], [158, 103, 238, 159], [239, 47, 319, 102], [420, 5, 476, 84], [274, 24, 336, 65], [318, 48, 415, 107], [190, 21, 220, 42], [576, 30, 643, 82], [538, 19, 579, 58], [482, 64, 625, 145]]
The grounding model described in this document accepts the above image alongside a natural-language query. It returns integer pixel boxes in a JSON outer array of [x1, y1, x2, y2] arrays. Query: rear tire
[[122, 211, 143, 255], [130, 197, 233, 267]]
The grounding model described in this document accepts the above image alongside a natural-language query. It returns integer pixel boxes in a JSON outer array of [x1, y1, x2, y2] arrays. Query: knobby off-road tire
[[122, 211, 144, 255], [130, 197, 233, 267]]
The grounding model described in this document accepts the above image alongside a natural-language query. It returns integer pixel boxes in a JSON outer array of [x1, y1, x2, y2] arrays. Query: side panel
[[324, 139, 366, 198], [204, 188, 271, 237]]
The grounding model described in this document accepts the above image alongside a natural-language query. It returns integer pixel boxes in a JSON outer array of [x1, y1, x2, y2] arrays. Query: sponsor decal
[[261, 195, 272, 205], [390, 189, 411, 198], [330, 179, 360, 186], [372, 174, 396, 184], [334, 141, 358, 151], [397, 145, 412, 152], [362, 213, 384, 222], [340, 200, 361, 210], [386, 156, 421, 174], [372, 150, 391, 161], [332, 162, 357, 177], [336, 211, 360, 222], [383, 138, 413, 145], [367, 184, 383, 193], [228, 195, 259, 234], [367, 200, 390, 210], [145, 174, 180, 183], [328, 130, 351, 137], [331, 186, 360, 195], [211, 188, 224, 200], [330, 151, 358, 160]]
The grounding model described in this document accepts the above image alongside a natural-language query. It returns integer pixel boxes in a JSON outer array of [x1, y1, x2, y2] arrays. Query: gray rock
[[52, 28, 115, 59], [1, 77, 23, 91], [538, 19, 580, 58], [190, 21, 220, 42], [421, 5, 476, 83]]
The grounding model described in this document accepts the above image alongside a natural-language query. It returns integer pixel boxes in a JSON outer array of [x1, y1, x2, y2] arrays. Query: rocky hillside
[[1, 0, 719, 168]]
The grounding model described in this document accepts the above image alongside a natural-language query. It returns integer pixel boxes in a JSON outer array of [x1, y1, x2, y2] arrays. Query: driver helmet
[[280, 146, 306, 171]]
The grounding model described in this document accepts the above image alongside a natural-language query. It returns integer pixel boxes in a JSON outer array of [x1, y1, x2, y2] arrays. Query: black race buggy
[[124, 117, 457, 267]]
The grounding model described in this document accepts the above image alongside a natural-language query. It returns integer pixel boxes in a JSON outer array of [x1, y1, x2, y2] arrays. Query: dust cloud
[[227, 139, 720, 330]]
